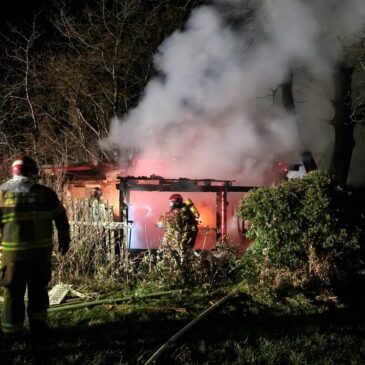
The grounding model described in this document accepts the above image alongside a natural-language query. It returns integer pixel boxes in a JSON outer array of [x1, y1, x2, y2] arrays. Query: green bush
[[237, 170, 364, 300]]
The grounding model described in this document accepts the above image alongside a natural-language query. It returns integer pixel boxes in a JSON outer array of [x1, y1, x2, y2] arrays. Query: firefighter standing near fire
[[157, 194, 199, 252], [89, 187, 104, 221], [0, 156, 70, 338]]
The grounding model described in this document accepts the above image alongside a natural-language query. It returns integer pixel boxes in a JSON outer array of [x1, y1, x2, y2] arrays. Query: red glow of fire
[[128, 191, 217, 250], [63, 157, 279, 252], [277, 161, 288, 172]]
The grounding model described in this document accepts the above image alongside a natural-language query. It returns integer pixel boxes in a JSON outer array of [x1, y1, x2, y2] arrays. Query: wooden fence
[[65, 198, 127, 261]]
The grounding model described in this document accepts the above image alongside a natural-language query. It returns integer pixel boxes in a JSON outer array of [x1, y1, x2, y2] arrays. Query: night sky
[[0, 0, 88, 33], [0, 0, 46, 28]]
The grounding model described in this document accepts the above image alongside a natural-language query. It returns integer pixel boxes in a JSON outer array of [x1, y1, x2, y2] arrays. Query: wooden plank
[[49, 284, 71, 306]]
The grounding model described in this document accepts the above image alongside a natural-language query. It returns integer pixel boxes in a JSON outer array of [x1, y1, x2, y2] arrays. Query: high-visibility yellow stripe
[[2, 238, 53, 251], [1, 322, 24, 334], [1, 211, 55, 223]]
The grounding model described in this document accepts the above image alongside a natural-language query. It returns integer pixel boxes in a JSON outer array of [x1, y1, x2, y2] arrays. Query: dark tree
[[281, 72, 317, 173], [329, 64, 356, 185]]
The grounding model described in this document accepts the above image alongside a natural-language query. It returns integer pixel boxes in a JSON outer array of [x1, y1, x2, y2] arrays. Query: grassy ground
[[1, 285, 365, 365]]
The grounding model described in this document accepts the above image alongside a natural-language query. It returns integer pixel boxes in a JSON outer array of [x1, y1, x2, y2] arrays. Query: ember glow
[[126, 190, 251, 251], [116, 158, 254, 250], [127, 192, 216, 250], [120, 157, 283, 250]]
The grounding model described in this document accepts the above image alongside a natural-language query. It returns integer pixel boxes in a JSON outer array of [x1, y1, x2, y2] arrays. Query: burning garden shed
[[44, 160, 289, 252], [117, 176, 252, 251]]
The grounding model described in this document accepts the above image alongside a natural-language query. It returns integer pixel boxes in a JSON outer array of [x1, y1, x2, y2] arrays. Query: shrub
[[237, 170, 364, 300], [53, 229, 243, 291], [153, 238, 243, 289]]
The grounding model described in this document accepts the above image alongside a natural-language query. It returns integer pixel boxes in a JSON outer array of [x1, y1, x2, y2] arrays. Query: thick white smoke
[[103, 0, 365, 183]]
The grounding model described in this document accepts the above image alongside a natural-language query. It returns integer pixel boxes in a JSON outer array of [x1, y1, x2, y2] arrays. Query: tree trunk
[[281, 72, 317, 172], [330, 64, 355, 186]]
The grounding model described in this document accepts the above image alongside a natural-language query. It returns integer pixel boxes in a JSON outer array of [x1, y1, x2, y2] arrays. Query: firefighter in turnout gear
[[157, 194, 199, 251], [0, 156, 70, 338], [157, 194, 199, 283]]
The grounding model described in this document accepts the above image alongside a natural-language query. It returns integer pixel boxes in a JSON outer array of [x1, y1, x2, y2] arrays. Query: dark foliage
[[237, 171, 365, 301]]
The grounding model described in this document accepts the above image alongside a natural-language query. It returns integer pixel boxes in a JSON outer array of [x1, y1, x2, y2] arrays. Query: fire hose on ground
[[46, 282, 246, 364], [143, 281, 246, 365], [47, 289, 187, 312]]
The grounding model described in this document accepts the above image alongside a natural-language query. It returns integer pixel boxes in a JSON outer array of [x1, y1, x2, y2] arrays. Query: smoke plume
[[102, 0, 365, 183]]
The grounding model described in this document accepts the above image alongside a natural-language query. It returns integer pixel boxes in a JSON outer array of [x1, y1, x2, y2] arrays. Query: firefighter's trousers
[[1, 257, 51, 336]]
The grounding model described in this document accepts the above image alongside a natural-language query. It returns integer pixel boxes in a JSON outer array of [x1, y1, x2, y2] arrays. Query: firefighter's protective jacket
[[0, 176, 70, 259], [0, 176, 70, 336], [159, 203, 198, 250]]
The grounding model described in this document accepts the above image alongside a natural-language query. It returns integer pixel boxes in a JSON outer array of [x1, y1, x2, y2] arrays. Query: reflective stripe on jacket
[[0, 177, 69, 254]]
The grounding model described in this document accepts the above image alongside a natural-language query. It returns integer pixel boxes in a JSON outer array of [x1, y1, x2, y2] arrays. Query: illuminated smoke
[[102, 0, 365, 183]]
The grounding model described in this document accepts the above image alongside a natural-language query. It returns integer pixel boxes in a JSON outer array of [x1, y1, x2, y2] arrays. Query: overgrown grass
[[52, 230, 244, 293], [1, 284, 365, 364], [1, 207, 365, 364]]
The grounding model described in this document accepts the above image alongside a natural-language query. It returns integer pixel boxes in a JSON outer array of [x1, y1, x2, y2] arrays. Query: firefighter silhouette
[[89, 187, 104, 221], [0, 156, 70, 338], [89, 187, 121, 260], [157, 194, 199, 251]]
